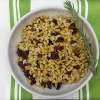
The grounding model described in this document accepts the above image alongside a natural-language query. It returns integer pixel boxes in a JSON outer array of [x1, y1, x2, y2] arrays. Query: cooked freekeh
[[16, 16, 88, 90]]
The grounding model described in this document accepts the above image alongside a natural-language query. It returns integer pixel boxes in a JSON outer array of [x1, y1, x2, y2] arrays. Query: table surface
[[0, 0, 100, 99]]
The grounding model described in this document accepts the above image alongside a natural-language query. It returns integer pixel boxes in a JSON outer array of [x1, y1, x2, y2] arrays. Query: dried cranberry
[[41, 81, 46, 87], [52, 83, 55, 87], [74, 65, 80, 69], [46, 81, 52, 89], [69, 23, 76, 29], [36, 60, 40, 67], [28, 74, 33, 80], [47, 56, 51, 60], [38, 54, 42, 58], [18, 61, 24, 68], [39, 29, 42, 32], [48, 39, 53, 45], [73, 48, 80, 57], [56, 37, 64, 42], [23, 70, 30, 78], [70, 40, 76, 44], [52, 18, 58, 25], [66, 71, 72, 75], [72, 28, 78, 34], [54, 45, 64, 51], [18, 61, 29, 69], [30, 78, 36, 85], [69, 23, 78, 35], [50, 51, 59, 60], [56, 82, 62, 90], [46, 73, 50, 77], [17, 48, 29, 59], [51, 32, 60, 36]]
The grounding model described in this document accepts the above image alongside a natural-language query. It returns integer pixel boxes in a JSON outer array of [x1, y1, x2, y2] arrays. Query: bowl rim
[[8, 7, 99, 98]]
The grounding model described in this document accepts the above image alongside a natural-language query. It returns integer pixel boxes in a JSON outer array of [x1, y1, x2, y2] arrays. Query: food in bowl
[[16, 16, 88, 90]]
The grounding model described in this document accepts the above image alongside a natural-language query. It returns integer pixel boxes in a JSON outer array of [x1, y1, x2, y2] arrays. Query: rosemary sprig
[[64, 0, 97, 74]]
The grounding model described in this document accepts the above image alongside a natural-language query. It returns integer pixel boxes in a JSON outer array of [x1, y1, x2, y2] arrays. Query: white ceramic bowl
[[8, 8, 99, 98]]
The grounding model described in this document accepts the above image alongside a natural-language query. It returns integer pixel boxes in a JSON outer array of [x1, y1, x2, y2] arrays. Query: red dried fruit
[[72, 28, 78, 34], [70, 40, 76, 44], [51, 32, 60, 36], [56, 82, 62, 90], [38, 54, 42, 58], [50, 51, 59, 60], [46, 73, 50, 77], [73, 47, 80, 57], [36, 60, 40, 67], [46, 81, 52, 89], [74, 65, 80, 69], [52, 18, 58, 25], [56, 37, 64, 42], [48, 39, 53, 45], [41, 81, 46, 87], [17, 48, 29, 59], [23, 70, 30, 78], [47, 56, 51, 60], [18, 61, 29, 69], [54, 45, 64, 51], [69, 23, 76, 29], [66, 71, 72, 75], [39, 29, 42, 32], [30, 78, 36, 85], [69, 23, 78, 35]]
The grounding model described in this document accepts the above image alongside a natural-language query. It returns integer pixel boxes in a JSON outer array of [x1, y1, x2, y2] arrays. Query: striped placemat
[[0, 0, 100, 99]]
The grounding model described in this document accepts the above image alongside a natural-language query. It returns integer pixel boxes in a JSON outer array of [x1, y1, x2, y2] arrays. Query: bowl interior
[[8, 8, 98, 97]]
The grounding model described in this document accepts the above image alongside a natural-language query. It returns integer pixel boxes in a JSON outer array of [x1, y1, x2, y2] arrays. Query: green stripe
[[16, 0, 19, 21], [16, 0, 20, 99], [9, 0, 15, 100], [9, 0, 14, 28], [88, 0, 100, 99], [10, 77, 15, 100], [17, 85, 19, 100], [81, 0, 85, 16], [19, 0, 32, 99], [19, 0, 30, 17], [79, 0, 87, 99], [79, 90, 80, 100], [21, 88, 32, 100], [82, 87, 87, 100]]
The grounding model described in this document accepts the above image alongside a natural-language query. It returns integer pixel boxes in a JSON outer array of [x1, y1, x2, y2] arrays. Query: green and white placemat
[[0, 0, 100, 99]]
